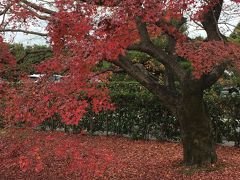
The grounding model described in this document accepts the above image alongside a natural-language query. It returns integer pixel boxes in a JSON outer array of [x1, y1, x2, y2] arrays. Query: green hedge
[[33, 82, 240, 146], [38, 82, 180, 141], [205, 88, 240, 146]]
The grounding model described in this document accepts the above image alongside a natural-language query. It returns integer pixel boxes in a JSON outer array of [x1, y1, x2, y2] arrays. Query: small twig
[[0, 29, 48, 36]]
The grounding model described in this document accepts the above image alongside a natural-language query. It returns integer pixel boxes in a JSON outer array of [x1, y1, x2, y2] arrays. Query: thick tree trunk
[[177, 90, 217, 166]]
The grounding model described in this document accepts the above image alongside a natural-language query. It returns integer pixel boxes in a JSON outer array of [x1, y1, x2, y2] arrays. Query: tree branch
[[201, 0, 224, 41], [135, 16, 151, 44], [127, 43, 186, 81], [0, 2, 13, 16], [113, 55, 179, 110], [131, 17, 186, 81], [20, 0, 55, 15], [0, 29, 48, 36], [18, 3, 51, 20], [93, 66, 124, 77], [201, 62, 229, 90], [164, 67, 176, 91]]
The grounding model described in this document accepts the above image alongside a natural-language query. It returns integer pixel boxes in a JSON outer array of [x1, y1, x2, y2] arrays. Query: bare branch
[[0, 2, 14, 16], [18, 3, 51, 20], [130, 16, 187, 81], [21, 0, 55, 15], [0, 29, 48, 36], [127, 43, 186, 81], [135, 17, 151, 44], [201, 0, 224, 40], [201, 62, 229, 90]]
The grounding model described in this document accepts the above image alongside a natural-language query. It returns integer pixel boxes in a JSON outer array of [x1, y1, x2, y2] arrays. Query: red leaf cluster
[[2, 74, 114, 126], [176, 41, 240, 78]]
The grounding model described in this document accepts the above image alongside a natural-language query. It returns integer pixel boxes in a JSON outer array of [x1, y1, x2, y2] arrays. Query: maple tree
[[0, 0, 240, 167]]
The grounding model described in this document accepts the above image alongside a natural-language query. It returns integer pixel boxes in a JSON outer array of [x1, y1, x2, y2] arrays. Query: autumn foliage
[[0, 0, 240, 170], [176, 41, 240, 78], [1, 128, 240, 179]]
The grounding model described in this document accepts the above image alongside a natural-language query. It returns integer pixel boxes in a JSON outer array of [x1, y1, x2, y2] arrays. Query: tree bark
[[176, 88, 217, 166]]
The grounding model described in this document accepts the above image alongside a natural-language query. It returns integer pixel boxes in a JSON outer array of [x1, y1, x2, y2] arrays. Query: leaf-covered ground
[[0, 128, 240, 179]]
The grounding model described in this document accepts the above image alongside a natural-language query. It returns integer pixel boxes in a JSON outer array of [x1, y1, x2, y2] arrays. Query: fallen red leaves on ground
[[0, 128, 240, 180]]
